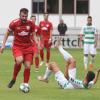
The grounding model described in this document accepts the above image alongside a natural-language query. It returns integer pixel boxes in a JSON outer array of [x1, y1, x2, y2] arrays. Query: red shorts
[[12, 45, 34, 63], [40, 40, 52, 49]]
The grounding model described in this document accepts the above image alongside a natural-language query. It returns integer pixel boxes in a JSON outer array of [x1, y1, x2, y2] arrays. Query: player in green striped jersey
[[37, 38, 100, 89], [38, 61, 100, 89], [80, 16, 98, 71]]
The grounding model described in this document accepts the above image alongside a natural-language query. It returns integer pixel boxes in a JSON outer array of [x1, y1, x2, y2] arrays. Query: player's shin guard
[[24, 68, 30, 83], [35, 57, 39, 68], [58, 46, 72, 61], [47, 50, 50, 63], [89, 56, 94, 71], [13, 63, 21, 80], [43, 67, 52, 80], [84, 56, 88, 70], [40, 49, 44, 61]]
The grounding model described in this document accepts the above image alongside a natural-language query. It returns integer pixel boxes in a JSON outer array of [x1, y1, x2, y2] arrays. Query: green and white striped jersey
[[69, 77, 94, 89], [81, 25, 97, 44]]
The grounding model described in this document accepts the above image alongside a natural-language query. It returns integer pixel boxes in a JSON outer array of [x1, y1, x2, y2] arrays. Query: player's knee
[[34, 53, 38, 58], [48, 62, 56, 69], [48, 62, 55, 66], [16, 58, 23, 65], [72, 59, 76, 65], [84, 54, 88, 57], [69, 58, 76, 67], [91, 54, 95, 58], [24, 61, 31, 68], [51, 62, 57, 65]]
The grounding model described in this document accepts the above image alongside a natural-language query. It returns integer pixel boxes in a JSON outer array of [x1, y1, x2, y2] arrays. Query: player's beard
[[21, 19, 27, 24]]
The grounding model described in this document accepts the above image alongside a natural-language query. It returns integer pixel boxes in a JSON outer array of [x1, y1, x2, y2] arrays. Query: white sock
[[90, 56, 94, 64], [58, 46, 72, 61], [84, 56, 88, 69], [43, 67, 52, 80], [68, 68, 76, 79]]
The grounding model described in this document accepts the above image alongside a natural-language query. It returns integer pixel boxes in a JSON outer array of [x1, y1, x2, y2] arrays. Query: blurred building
[[0, 0, 100, 48], [0, 0, 99, 31]]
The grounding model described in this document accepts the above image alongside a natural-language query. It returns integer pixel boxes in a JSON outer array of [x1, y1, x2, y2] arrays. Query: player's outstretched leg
[[37, 62, 60, 83], [37, 66, 51, 83], [8, 63, 21, 88]]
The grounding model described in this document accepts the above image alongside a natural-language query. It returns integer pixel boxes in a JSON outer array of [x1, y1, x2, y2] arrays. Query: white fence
[[0, 34, 100, 49], [0, 28, 100, 48]]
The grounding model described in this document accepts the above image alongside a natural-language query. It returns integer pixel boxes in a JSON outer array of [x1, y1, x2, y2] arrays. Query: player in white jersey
[[37, 39, 100, 89], [80, 16, 98, 71]]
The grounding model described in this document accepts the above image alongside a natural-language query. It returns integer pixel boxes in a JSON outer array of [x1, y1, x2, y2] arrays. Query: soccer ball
[[19, 83, 30, 93]]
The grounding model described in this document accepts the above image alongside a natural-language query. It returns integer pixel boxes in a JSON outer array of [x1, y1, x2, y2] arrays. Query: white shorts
[[55, 71, 74, 89], [84, 44, 96, 55]]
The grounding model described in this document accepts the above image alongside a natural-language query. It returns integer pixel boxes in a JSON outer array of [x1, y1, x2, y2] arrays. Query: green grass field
[[0, 48, 100, 100]]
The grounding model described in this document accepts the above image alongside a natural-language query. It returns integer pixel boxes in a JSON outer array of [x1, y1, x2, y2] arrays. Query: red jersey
[[39, 20, 53, 41], [8, 18, 35, 47]]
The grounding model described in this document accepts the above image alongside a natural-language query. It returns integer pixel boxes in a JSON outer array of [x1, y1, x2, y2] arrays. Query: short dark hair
[[86, 71, 95, 83], [88, 16, 92, 19], [20, 8, 29, 14]]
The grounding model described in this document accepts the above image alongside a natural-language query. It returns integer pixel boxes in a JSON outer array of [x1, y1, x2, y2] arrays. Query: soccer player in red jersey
[[0, 8, 35, 92], [30, 15, 41, 72], [39, 12, 53, 66]]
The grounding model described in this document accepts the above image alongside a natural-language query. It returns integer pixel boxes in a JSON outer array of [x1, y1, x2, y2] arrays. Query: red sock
[[35, 57, 39, 68], [40, 49, 44, 61], [13, 63, 21, 80], [24, 68, 30, 83], [47, 50, 50, 63]]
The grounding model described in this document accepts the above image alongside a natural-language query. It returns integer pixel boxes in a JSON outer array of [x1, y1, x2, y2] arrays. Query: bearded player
[[38, 38, 100, 89], [0, 8, 35, 92]]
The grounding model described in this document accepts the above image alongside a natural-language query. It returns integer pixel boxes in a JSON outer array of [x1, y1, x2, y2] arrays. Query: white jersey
[[55, 71, 94, 89], [69, 77, 94, 89], [81, 25, 97, 44], [55, 71, 74, 89]]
